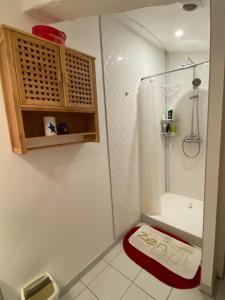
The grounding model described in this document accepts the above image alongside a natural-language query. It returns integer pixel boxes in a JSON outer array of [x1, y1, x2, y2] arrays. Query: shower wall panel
[[101, 15, 166, 238], [167, 52, 209, 201]]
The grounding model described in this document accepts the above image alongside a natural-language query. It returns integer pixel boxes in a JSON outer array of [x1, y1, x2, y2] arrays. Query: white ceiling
[[23, 0, 210, 53], [22, 0, 179, 23], [124, 1, 210, 52]]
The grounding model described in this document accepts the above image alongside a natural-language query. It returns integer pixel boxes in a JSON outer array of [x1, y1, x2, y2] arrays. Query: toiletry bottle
[[168, 109, 173, 119], [170, 123, 177, 134], [166, 124, 170, 133]]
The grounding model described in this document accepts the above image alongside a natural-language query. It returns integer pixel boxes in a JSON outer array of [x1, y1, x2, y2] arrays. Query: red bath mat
[[123, 226, 201, 289]]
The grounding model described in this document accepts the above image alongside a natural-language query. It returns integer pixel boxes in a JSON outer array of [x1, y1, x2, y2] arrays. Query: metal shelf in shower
[[161, 132, 177, 137], [161, 119, 178, 136], [160, 119, 178, 123]]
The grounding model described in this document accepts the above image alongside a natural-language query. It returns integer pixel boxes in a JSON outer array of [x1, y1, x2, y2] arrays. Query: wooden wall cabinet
[[0, 25, 99, 154]]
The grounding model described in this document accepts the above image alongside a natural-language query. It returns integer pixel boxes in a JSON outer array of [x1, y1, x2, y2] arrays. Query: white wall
[[167, 51, 209, 201], [101, 15, 166, 237], [0, 3, 114, 299]]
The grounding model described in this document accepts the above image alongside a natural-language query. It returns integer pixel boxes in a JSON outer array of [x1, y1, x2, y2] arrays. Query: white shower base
[[143, 193, 204, 247]]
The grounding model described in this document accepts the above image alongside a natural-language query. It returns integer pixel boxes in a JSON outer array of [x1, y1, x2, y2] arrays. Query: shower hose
[[182, 138, 201, 158]]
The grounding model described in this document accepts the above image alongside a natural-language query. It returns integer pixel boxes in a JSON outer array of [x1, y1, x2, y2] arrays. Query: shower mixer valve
[[184, 135, 201, 142]]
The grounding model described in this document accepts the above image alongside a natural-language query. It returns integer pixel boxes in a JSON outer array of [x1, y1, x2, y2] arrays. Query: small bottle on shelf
[[166, 124, 170, 133], [168, 109, 173, 120], [170, 123, 177, 134]]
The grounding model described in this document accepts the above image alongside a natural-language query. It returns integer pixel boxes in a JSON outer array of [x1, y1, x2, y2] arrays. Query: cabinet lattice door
[[65, 48, 96, 109], [11, 32, 65, 106]]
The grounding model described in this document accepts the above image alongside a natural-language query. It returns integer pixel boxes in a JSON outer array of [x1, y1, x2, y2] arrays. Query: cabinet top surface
[[0, 24, 96, 60]]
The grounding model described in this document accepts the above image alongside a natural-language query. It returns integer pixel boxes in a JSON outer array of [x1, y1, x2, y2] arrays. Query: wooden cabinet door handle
[[64, 71, 69, 84], [57, 70, 62, 83]]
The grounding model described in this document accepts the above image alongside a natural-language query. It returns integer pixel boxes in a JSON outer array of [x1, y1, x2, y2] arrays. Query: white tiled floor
[[134, 270, 172, 300], [61, 242, 224, 300]]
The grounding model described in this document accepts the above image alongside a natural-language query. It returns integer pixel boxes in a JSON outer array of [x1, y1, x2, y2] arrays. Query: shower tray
[[142, 193, 204, 247]]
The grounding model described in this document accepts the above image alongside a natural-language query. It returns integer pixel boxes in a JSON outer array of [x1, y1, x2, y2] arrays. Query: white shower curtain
[[138, 79, 165, 215]]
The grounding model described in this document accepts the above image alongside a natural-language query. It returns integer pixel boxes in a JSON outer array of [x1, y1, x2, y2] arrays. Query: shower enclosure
[[100, 13, 209, 246], [140, 59, 209, 246]]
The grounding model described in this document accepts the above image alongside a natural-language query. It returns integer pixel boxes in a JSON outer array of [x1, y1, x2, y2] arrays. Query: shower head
[[192, 78, 201, 88]]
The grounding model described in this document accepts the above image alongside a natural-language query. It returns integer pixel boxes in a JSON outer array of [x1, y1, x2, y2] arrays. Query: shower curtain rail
[[141, 60, 209, 81]]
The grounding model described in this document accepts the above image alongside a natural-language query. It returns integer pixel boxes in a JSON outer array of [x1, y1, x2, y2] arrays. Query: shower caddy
[[0, 25, 99, 154], [160, 118, 177, 137]]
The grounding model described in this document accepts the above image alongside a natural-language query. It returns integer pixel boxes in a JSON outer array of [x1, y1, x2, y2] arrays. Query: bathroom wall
[[167, 51, 209, 200], [0, 2, 114, 299], [101, 15, 166, 237]]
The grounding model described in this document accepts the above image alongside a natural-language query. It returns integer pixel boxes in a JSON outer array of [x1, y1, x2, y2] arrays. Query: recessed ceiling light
[[175, 30, 184, 38]]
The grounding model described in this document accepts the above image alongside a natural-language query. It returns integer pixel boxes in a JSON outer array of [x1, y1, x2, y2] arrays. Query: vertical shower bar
[[190, 66, 196, 137]]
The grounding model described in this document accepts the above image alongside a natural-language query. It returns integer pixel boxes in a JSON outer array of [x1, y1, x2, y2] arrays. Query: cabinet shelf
[[21, 105, 96, 114], [22, 110, 97, 150], [26, 132, 96, 150]]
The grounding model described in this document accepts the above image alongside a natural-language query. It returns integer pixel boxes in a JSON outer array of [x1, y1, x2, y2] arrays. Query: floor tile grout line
[[78, 278, 101, 300], [134, 269, 175, 300], [80, 260, 109, 287], [108, 262, 138, 282], [68, 245, 174, 300], [103, 245, 124, 264], [79, 248, 172, 300], [81, 263, 131, 300], [120, 268, 157, 300], [108, 257, 171, 300], [132, 274, 156, 300], [75, 260, 110, 299], [82, 247, 141, 300], [119, 266, 143, 300], [132, 268, 172, 300], [85, 247, 143, 300], [132, 281, 158, 300], [85, 285, 101, 300], [73, 285, 87, 299], [118, 281, 133, 300], [166, 288, 173, 300], [74, 247, 123, 299], [133, 268, 143, 282], [79, 257, 136, 300], [86, 262, 133, 299]]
